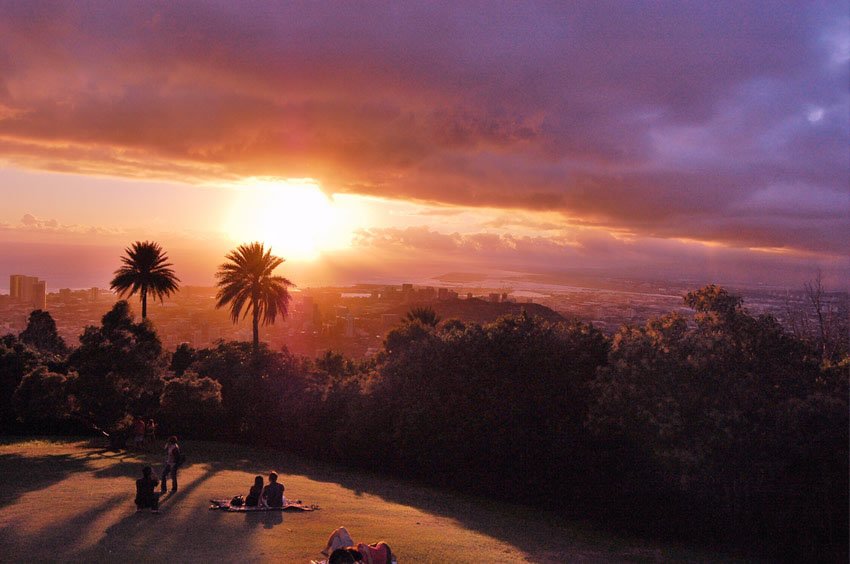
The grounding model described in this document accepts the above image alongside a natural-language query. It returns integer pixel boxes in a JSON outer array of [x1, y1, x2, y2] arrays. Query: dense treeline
[[0, 285, 846, 561]]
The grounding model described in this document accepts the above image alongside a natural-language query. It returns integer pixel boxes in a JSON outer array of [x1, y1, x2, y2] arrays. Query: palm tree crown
[[215, 242, 293, 352], [405, 306, 441, 327], [110, 241, 180, 319]]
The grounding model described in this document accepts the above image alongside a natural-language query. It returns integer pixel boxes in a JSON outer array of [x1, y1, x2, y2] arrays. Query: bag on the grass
[[230, 495, 244, 507]]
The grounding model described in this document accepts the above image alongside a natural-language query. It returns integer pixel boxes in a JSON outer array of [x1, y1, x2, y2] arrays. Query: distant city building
[[10, 274, 47, 309], [9, 275, 24, 299], [437, 288, 459, 301], [419, 287, 436, 301], [32, 280, 46, 310]]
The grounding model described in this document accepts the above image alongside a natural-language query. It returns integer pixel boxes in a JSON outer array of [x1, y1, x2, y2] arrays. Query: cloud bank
[[0, 1, 847, 260]]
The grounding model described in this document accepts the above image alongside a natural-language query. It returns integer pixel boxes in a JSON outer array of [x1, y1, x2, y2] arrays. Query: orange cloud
[[0, 2, 846, 261]]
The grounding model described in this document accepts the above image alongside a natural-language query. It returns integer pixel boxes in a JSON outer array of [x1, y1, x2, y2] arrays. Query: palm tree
[[405, 306, 441, 327], [215, 242, 293, 353], [110, 241, 180, 319]]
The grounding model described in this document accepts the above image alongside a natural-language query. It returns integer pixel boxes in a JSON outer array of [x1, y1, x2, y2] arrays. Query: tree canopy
[[68, 301, 166, 431], [19, 310, 67, 355]]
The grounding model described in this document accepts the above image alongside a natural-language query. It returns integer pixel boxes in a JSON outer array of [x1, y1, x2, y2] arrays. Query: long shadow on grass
[[35, 440, 699, 563], [0, 493, 126, 561], [69, 460, 277, 562], [181, 441, 694, 563], [299, 465, 619, 563], [0, 453, 90, 509]]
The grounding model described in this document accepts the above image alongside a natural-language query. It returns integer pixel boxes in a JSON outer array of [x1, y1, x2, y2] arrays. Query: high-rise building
[[9, 274, 46, 308], [9, 275, 24, 299], [32, 281, 46, 310]]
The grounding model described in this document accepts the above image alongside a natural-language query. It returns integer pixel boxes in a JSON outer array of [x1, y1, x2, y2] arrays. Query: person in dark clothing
[[261, 471, 285, 508], [245, 475, 264, 507], [135, 466, 159, 512], [328, 548, 362, 564], [160, 436, 180, 493]]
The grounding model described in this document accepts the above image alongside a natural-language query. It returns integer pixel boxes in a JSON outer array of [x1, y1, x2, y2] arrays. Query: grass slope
[[0, 438, 731, 563]]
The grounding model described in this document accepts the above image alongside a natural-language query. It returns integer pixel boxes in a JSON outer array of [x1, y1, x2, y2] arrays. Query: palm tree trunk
[[252, 301, 259, 354], [141, 286, 147, 319]]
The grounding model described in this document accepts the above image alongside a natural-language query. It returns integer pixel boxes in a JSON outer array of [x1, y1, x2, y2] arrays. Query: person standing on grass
[[160, 436, 180, 493], [260, 471, 285, 507], [135, 466, 159, 512], [145, 418, 157, 449], [132, 416, 146, 450]]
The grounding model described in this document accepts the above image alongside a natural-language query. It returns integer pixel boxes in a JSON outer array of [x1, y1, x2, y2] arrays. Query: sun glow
[[223, 178, 357, 261]]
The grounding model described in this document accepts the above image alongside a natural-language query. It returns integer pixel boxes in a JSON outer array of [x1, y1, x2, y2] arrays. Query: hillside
[[0, 438, 727, 563]]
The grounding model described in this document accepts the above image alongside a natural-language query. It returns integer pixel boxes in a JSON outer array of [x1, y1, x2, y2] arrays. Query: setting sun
[[223, 178, 354, 261]]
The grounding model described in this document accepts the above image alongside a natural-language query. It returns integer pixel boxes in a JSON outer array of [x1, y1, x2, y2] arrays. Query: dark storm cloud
[[0, 1, 846, 255]]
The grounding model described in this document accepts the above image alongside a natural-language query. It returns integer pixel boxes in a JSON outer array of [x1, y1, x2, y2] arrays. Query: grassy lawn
[[0, 438, 733, 563]]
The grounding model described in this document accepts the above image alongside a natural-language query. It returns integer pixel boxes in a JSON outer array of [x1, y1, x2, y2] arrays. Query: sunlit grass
[[0, 438, 731, 563]]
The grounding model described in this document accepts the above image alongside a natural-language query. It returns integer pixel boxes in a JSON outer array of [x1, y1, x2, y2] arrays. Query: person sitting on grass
[[245, 475, 264, 507], [135, 466, 159, 513], [323, 527, 393, 564], [260, 471, 285, 508]]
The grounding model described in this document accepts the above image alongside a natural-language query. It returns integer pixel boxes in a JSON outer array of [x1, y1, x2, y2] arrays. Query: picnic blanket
[[209, 498, 319, 512]]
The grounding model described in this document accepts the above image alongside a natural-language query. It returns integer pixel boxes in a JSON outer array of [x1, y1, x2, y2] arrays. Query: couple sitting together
[[245, 471, 285, 508]]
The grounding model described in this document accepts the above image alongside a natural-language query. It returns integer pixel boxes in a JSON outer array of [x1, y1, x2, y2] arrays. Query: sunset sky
[[1, 2, 847, 290]]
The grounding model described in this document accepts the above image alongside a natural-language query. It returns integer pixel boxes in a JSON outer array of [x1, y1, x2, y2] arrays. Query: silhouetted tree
[[110, 241, 180, 319], [440, 318, 466, 333], [588, 285, 845, 557], [785, 272, 850, 362], [191, 340, 301, 443], [170, 342, 196, 376], [0, 334, 39, 430], [404, 306, 440, 327], [13, 366, 73, 430], [68, 301, 166, 436], [383, 319, 433, 356], [215, 242, 293, 354], [19, 310, 67, 355], [159, 371, 224, 438], [374, 312, 608, 501]]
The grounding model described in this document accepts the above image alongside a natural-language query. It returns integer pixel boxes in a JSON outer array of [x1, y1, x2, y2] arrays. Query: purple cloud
[[0, 1, 846, 258]]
